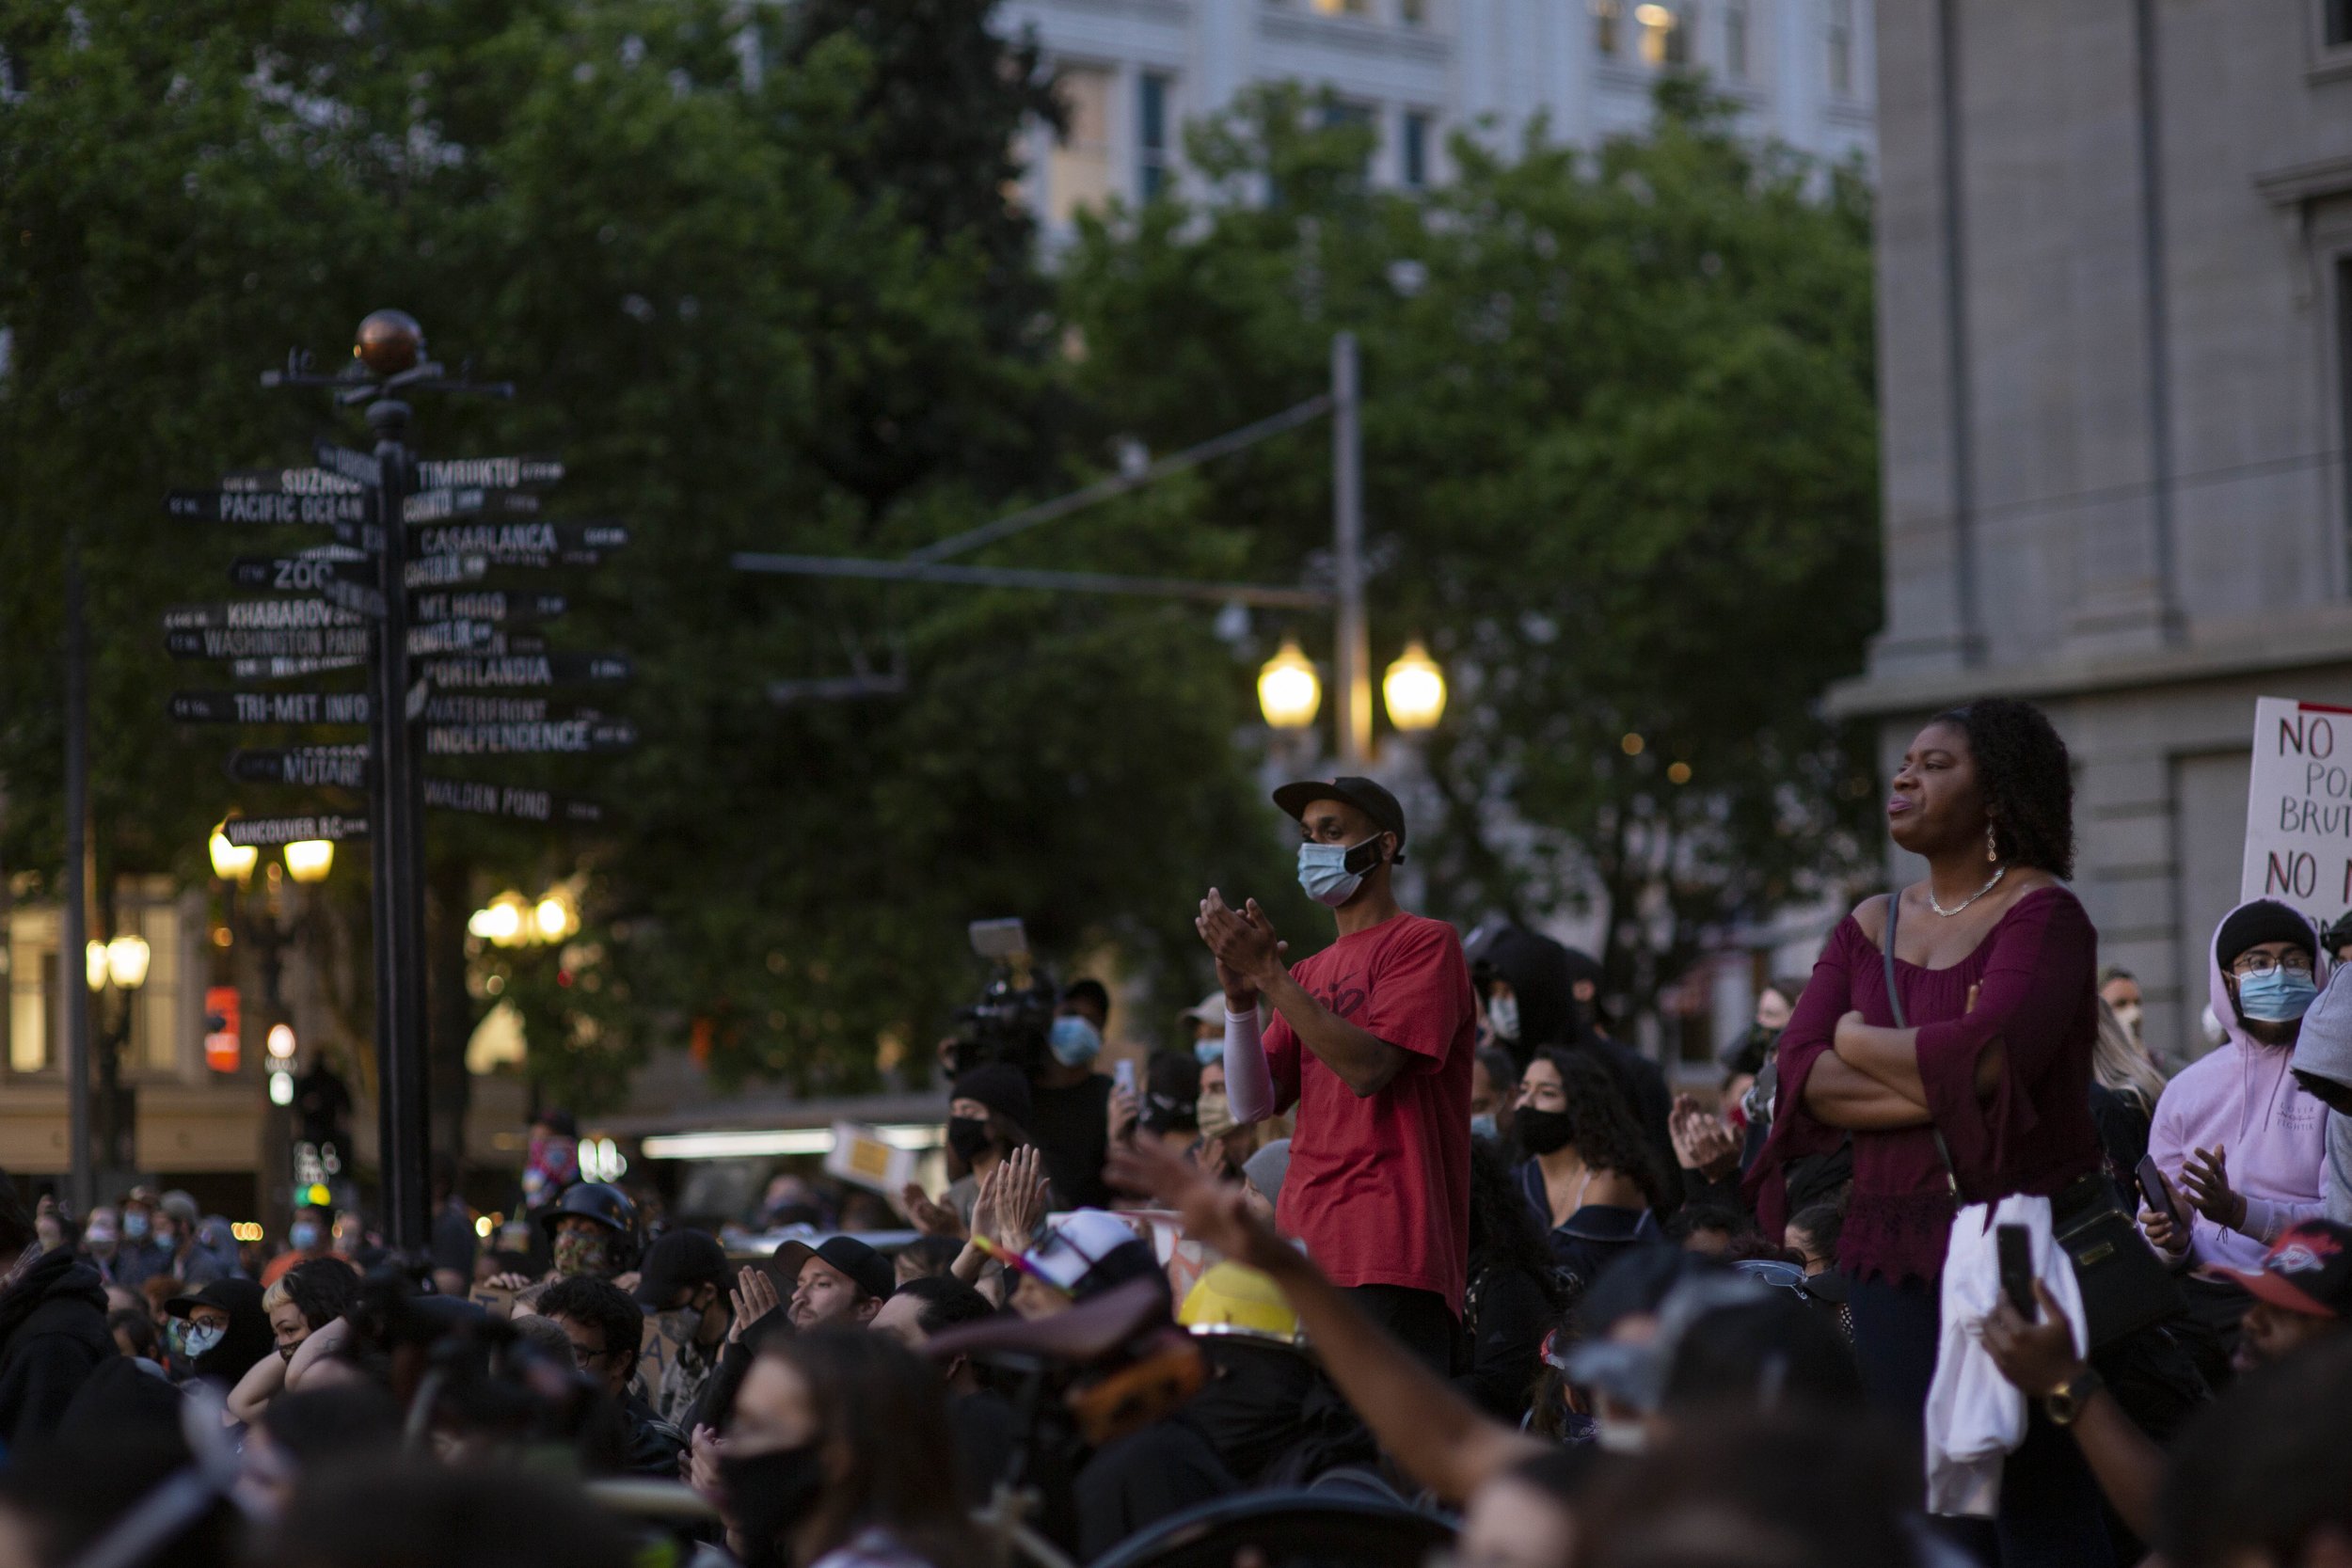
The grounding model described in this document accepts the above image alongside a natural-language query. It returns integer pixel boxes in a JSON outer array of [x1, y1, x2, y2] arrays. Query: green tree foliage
[[0, 0, 1279, 1121], [1061, 80, 1883, 1021]]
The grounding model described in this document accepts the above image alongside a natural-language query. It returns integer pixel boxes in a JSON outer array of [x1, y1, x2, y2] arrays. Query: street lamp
[[1257, 637, 1322, 730], [209, 822, 259, 884], [86, 930, 149, 1176], [283, 840, 335, 884], [1382, 639, 1447, 733], [469, 892, 530, 947]]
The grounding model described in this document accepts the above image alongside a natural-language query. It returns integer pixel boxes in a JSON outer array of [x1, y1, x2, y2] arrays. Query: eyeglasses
[[2232, 952, 2314, 978], [565, 1339, 607, 1369]]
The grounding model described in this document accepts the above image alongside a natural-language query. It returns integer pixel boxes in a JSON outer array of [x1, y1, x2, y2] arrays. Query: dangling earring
[[1986, 822, 2000, 863]]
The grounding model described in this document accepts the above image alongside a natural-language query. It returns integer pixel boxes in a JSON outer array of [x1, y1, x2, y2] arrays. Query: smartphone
[[1114, 1059, 1137, 1098], [2135, 1154, 2184, 1230], [1994, 1224, 2037, 1318]]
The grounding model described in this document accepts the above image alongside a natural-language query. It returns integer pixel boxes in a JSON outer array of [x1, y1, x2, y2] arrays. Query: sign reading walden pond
[[2239, 696, 2352, 909]]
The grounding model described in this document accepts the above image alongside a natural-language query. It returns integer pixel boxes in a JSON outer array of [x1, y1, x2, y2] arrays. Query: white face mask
[[1297, 835, 1386, 908], [2111, 1002, 2142, 1033], [1486, 993, 1521, 1042]]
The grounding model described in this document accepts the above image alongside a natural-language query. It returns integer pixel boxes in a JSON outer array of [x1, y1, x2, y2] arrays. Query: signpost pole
[[366, 388, 433, 1256], [61, 533, 94, 1216], [1331, 332, 1372, 769]]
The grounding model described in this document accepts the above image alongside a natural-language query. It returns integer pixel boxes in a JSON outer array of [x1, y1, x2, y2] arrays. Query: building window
[[1638, 3, 1689, 67], [2329, 0, 2352, 48], [1594, 0, 1623, 56], [1402, 111, 1430, 186], [1046, 65, 1115, 225], [1826, 0, 1855, 95], [1724, 0, 1749, 78], [7, 909, 57, 1073], [1138, 72, 1171, 203]]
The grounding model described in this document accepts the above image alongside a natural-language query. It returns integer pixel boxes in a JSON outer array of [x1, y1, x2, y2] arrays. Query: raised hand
[[1108, 1082, 1140, 1147], [728, 1264, 781, 1344], [1669, 1094, 1741, 1178], [900, 1182, 964, 1239], [993, 1144, 1051, 1252], [1198, 889, 1286, 1006], [1106, 1135, 1287, 1274], [2180, 1145, 2249, 1232]]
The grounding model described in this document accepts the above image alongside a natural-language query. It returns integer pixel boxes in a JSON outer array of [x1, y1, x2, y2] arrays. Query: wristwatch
[[2042, 1367, 2104, 1426]]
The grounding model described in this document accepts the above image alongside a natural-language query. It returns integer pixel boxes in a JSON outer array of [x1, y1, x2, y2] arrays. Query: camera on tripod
[[946, 917, 1059, 1079]]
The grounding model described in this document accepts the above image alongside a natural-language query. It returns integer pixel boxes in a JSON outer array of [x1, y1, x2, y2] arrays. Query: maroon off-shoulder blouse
[[1747, 884, 2104, 1286]]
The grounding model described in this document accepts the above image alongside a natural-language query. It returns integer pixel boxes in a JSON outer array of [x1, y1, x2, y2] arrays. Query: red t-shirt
[[1264, 911, 1475, 1310]]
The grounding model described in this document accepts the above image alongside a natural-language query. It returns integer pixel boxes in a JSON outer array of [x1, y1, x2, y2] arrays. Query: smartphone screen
[[2135, 1155, 2181, 1228], [1994, 1224, 2036, 1317]]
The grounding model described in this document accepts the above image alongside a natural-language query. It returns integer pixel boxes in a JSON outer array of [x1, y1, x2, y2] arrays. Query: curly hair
[[1931, 697, 2074, 879], [1466, 1137, 1571, 1313], [1534, 1048, 1667, 1212]]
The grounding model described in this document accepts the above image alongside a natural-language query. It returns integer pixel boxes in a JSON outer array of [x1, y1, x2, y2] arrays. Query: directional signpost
[[165, 309, 636, 1255]]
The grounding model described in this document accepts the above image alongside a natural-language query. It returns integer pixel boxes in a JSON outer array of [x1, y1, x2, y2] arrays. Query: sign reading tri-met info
[[2241, 696, 2352, 906]]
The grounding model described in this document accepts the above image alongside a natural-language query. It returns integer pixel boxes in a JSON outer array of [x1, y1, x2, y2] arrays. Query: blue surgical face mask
[[1297, 835, 1387, 908], [2236, 967, 2317, 1023], [1470, 1114, 1499, 1142], [1194, 1037, 1224, 1067], [173, 1320, 226, 1360], [289, 1222, 322, 1251], [122, 1212, 150, 1242], [1048, 1014, 1103, 1068]]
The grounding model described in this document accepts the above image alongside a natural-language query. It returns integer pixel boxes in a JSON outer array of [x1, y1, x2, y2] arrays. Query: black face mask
[[1516, 1108, 1575, 1156], [946, 1117, 994, 1165], [719, 1442, 828, 1561]]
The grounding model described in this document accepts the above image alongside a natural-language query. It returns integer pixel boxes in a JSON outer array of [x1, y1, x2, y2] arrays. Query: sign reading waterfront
[[2240, 696, 2352, 907]]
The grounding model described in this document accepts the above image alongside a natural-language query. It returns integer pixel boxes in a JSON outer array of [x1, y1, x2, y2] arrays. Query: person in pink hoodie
[[2143, 899, 2333, 1289]]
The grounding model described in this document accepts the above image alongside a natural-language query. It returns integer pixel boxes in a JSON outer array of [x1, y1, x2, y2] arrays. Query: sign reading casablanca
[[2240, 696, 2352, 907]]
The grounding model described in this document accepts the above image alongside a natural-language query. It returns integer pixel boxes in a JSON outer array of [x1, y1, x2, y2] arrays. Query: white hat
[[1020, 1210, 1146, 1293], [1180, 992, 1226, 1026]]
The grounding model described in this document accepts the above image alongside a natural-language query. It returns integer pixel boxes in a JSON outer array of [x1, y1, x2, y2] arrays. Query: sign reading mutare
[[2240, 696, 2352, 905]]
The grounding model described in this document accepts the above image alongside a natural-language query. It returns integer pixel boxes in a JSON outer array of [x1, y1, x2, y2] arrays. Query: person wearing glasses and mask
[[2141, 900, 2333, 1362], [538, 1275, 689, 1479]]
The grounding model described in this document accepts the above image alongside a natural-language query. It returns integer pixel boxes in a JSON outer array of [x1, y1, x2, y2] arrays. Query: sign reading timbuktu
[[2240, 697, 2352, 907]]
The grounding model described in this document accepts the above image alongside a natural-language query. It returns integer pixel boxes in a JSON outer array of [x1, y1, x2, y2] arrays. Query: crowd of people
[[3, 712, 2352, 1568]]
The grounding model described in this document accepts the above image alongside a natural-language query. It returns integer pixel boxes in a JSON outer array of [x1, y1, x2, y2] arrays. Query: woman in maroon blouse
[[1749, 698, 2106, 1565]]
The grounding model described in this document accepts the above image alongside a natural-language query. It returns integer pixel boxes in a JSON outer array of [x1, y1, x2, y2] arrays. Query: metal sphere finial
[[354, 309, 424, 377]]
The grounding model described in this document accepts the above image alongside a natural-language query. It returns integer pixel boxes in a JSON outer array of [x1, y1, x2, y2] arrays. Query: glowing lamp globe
[[354, 309, 424, 377], [1382, 639, 1447, 733], [1257, 638, 1322, 730], [210, 823, 259, 883], [283, 839, 334, 884]]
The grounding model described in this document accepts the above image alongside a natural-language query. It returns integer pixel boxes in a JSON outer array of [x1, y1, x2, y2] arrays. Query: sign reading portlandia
[[422, 776, 603, 824], [410, 591, 565, 626], [402, 487, 541, 524], [221, 467, 365, 496], [168, 489, 370, 526], [228, 745, 370, 788], [416, 651, 631, 689], [2241, 697, 2352, 907], [415, 455, 564, 490], [222, 813, 369, 847], [164, 598, 363, 631], [422, 718, 637, 756], [168, 626, 374, 660], [411, 521, 627, 559], [168, 690, 371, 725]]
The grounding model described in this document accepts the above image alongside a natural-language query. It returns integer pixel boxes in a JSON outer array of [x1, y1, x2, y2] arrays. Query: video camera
[[946, 918, 1059, 1079]]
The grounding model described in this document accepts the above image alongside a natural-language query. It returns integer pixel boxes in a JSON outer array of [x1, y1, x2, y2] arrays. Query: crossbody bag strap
[[1884, 885, 1963, 1201]]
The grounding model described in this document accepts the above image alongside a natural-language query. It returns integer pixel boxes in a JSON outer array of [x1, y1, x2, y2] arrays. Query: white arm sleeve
[[1224, 1006, 1277, 1127]]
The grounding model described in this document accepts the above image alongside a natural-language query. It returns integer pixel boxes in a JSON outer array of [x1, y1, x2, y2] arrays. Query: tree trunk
[[424, 859, 476, 1174]]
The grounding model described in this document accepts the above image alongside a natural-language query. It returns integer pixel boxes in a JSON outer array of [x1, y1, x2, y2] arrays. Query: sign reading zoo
[[2240, 696, 2352, 907]]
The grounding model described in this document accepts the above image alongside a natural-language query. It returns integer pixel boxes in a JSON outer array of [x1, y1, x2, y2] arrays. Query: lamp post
[[87, 931, 150, 1178]]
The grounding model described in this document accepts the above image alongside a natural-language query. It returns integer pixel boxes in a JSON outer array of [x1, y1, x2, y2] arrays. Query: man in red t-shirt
[[1200, 774, 1474, 1371]]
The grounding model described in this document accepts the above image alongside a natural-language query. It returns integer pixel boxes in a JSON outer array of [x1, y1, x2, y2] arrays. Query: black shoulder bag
[[1882, 886, 2181, 1348]]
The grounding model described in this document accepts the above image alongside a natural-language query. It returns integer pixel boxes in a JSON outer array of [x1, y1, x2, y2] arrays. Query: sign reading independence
[[423, 718, 637, 756]]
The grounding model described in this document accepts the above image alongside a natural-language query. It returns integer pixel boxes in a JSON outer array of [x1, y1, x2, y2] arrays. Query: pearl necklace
[[1928, 864, 2007, 917]]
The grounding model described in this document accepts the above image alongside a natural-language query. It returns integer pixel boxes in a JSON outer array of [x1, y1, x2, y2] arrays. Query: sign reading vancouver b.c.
[[2239, 696, 2352, 908]]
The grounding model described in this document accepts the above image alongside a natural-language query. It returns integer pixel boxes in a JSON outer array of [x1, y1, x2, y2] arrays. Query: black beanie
[[2217, 900, 2314, 972], [951, 1064, 1033, 1131]]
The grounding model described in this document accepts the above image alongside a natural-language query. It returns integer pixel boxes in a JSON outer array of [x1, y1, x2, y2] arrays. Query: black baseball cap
[[2218, 1220, 2352, 1319], [633, 1227, 731, 1309], [775, 1235, 895, 1303], [1272, 775, 1407, 857]]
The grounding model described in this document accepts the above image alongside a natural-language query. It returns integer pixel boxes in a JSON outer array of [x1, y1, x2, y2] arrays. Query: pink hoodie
[[2145, 901, 2333, 1272]]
